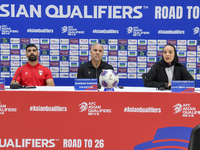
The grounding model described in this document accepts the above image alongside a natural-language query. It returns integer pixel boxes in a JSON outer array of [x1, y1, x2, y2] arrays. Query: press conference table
[[1, 86, 200, 149]]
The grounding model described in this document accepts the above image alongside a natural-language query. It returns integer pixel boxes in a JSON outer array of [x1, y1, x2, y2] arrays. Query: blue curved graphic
[[134, 127, 192, 150]]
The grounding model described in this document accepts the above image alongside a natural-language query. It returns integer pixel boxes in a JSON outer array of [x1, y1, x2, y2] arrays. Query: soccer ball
[[99, 69, 119, 88]]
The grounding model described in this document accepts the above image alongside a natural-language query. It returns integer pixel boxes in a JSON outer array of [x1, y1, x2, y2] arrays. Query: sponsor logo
[[40, 50, 49, 55], [40, 56, 49, 61], [60, 45, 69, 50], [147, 62, 155, 67], [108, 62, 117, 67], [109, 45, 117, 50], [128, 51, 137, 56], [30, 105, 67, 112], [118, 39, 127, 44], [11, 61, 20, 66], [1, 66, 10, 72], [52, 73, 59, 78], [50, 45, 59, 49], [118, 57, 127, 61], [118, 68, 127, 73], [178, 52, 186, 57], [0, 25, 19, 35], [40, 44, 49, 49], [60, 39, 69, 44], [187, 46, 196, 51], [70, 50, 78, 55], [197, 52, 200, 57], [79, 102, 112, 115], [70, 44, 78, 49], [50, 61, 59, 67], [60, 73, 69, 78], [108, 39, 118, 44], [177, 40, 186, 45], [70, 56, 78, 61], [108, 56, 117, 61], [128, 57, 137, 62], [187, 52, 196, 56], [198, 46, 200, 51], [118, 51, 127, 56], [60, 50, 69, 55], [188, 69, 196, 74], [21, 44, 28, 49], [118, 45, 127, 50], [70, 67, 78, 72], [21, 56, 28, 60], [187, 57, 196, 62], [187, 63, 196, 68], [50, 50, 59, 55], [138, 39, 147, 45], [177, 46, 186, 51], [128, 45, 137, 50], [128, 68, 136, 73], [93, 29, 119, 34], [128, 62, 137, 67], [50, 56, 59, 61], [148, 40, 157, 45], [1, 38, 9, 43], [147, 51, 156, 56], [118, 73, 127, 78], [21, 38, 30, 43], [148, 46, 156, 50], [10, 38, 20, 43], [147, 57, 156, 62], [60, 56, 69, 61], [157, 40, 167, 45], [138, 45, 147, 50], [11, 44, 19, 49], [127, 26, 150, 36], [138, 57, 146, 62], [11, 67, 18, 72], [157, 45, 164, 51], [99, 39, 108, 44], [1, 72, 10, 77], [168, 40, 177, 45], [1, 61, 10, 66], [60, 67, 69, 72], [138, 63, 147, 67], [128, 39, 137, 44], [173, 103, 200, 117], [1, 44, 10, 49], [70, 73, 77, 78], [60, 61, 69, 66], [40, 62, 49, 66], [128, 74, 136, 78], [30, 38, 40, 43], [79, 45, 88, 50], [118, 62, 127, 67], [157, 51, 163, 56], [79, 39, 88, 44], [50, 39, 59, 44], [70, 39, 79, 44], [138, 51, 147, 56], [158, 30, 185, 34], [89, 39, 98, 44], [1, 55, 9, 60], [40, 39, 49, 44], [79, 56, 88, 61], [80, 51, 88, 56], [62, 26, 84, 36], [188, 40, 197, 45], [50, 67, 59, 72], [178, 57, 186, 62]]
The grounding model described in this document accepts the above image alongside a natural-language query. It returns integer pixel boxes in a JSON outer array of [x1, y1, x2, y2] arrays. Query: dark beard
[[28, 54, 37, 61]]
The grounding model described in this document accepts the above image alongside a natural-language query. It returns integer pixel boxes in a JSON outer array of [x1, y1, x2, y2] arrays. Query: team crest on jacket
[[39, 70, 43, 75]]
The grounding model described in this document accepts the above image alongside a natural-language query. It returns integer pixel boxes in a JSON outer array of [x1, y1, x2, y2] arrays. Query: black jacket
[[77, 61, 114, 82], [145, 61, 194, 88]]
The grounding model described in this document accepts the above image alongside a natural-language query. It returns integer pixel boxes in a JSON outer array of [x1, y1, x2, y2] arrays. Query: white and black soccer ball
[[99, 69, 119, 88]]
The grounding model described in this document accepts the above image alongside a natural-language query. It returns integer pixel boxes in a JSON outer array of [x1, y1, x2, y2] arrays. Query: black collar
[[88, 60, 103, 69]]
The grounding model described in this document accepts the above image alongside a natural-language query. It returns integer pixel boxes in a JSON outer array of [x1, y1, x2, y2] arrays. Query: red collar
[[27, 62, 40, 68]]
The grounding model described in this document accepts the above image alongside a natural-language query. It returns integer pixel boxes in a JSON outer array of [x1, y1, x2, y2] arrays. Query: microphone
[[10, 63, 27, 89], [95, 63, 101, 89]]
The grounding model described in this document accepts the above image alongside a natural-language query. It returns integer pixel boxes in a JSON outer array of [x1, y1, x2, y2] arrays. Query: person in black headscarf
[[144, 44, 194, 89]]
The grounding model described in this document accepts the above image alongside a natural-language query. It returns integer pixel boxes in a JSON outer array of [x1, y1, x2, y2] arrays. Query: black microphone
[[10, 63, 27, 89], [95, 64, 101, 89]]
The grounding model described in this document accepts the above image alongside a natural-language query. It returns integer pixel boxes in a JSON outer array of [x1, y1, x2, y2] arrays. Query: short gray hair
[[91, 43, 104, 51]]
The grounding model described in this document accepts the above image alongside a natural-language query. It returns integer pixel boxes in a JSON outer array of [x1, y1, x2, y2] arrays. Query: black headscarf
[[159, 44, 183, 68]]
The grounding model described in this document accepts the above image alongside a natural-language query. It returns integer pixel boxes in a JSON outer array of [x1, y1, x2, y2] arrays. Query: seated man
[[77, 43, 113, 81], [10, 44, 55, 86]]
